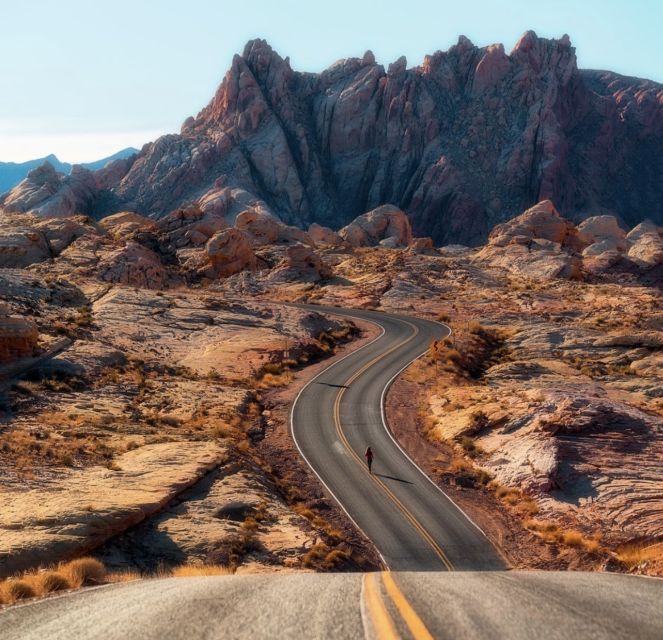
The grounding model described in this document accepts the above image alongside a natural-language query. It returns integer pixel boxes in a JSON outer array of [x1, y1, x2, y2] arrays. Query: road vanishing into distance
[[291, 304, 505, 571], [3, 305, 661, 639]]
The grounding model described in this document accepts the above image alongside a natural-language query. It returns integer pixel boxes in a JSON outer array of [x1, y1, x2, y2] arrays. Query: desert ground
[[0, 198, 661, 604]]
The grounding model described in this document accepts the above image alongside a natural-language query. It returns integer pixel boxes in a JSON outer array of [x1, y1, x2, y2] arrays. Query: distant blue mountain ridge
[[0, 147, 138, 195]]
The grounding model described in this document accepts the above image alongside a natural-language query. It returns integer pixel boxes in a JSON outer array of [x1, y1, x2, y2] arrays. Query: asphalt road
[[291, 304, 505, 571], [2, 572, 661, 640]]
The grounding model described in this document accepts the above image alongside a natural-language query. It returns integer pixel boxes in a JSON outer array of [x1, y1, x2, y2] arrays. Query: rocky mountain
[[0, 148, 138, 195], [1, 33, 662, 245]]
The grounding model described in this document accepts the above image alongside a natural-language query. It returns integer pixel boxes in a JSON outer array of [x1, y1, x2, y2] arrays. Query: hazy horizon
[[2, 0, 661, 163]]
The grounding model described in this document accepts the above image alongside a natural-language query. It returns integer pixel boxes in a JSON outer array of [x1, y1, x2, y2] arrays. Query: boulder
[[95, 241, 169, 289], [157, 205, 229, 251], [0, 305, 39, 363], [236, 209, 314, 246], [0, 214, 51, 267], [202, 228, 257, 278], [339, 204, 413, 247], [488, 200, 581, 248], [475, 201, 583, 280], [626, 222, 663, 267], [235, 209, 281, 245], [35, 216, 98, 254], [100, 212, 157, 240], [578, 215, 628, 254], [268, 243, 331, 282]]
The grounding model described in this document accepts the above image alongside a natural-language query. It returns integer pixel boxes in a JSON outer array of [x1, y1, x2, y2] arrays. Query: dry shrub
[[562, 530, 585, 548], [525, 520, 602, 553], [258, 371, 294, 388], [616, 542, 663, 569], [62, 557, 106, 587], [262, 363, 283, 376], [303, 543, 330, 567], [322, 549, 350, 570], [207, 532, 264, 568], [36, 571, 71, 594], [3, 580, 37, 601]]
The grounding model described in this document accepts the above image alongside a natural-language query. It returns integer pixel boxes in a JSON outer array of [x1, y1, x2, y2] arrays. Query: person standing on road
[[365, 446, 374, 474]]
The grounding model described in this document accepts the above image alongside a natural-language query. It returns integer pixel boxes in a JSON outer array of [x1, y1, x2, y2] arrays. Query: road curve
[[291, 304, 505, 571], [2, 572, 661, 640]]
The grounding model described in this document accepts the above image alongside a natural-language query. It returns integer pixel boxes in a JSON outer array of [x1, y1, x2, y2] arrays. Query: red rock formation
[[339, 205, 413, 247], [2, 33, 662, 244]]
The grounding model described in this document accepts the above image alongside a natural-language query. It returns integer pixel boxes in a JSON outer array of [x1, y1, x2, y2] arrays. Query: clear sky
[[1, 0, 660, 163]]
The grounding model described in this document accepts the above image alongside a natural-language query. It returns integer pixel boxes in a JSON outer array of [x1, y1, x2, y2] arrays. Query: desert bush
[[616, 542, 663, 569], [62, 557, 106, 587], [262, 362, 283, 376], [303, 543, 330, 567], [322, 549, 350, 570], [36, 571, 71, 594], [3, 580, 36, 602], [207, 532, 264, 568]]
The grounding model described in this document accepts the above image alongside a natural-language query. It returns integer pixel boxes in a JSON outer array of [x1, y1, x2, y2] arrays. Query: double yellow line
[[332, 320, 454, 571], [363, 571, 434, 640]]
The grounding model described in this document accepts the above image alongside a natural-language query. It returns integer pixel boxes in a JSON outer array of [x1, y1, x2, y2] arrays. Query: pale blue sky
[[1, 0, 660, 162]]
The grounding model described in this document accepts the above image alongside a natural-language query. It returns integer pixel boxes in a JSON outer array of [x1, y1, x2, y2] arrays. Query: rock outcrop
[[0, 163, 98, 218], [626, 222, 663, 267], [476, 200, 663, 279], [200, 228, 257, 278], [0, 304, 39, 363], [3, 34, 661, 245], [95, 242, 169, 289], [475, 201, 583, 279], [339, 205, 413, 247], [268, 243, 331, 282]]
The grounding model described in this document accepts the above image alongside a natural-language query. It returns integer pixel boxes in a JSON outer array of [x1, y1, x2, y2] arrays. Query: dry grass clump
[[36, 571, 71, 594], [1, 580, 37, 603], [525, 519, 602, 553], [302, 542, 351, 570], [61, 557, 106, 587], [206, 532, 264, 569], [0, 557, 238, 607], [0, 556, 104, 605], [616, 541, 663, 569], [447, 456, 492, 487], [0, 427, 117, 475]]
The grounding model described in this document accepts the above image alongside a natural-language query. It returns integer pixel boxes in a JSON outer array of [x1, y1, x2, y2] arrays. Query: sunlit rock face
[[2, 33, 662, 245]]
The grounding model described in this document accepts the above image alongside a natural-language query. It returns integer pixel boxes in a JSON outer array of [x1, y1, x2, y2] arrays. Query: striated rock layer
[[2, 33, 662, 245]]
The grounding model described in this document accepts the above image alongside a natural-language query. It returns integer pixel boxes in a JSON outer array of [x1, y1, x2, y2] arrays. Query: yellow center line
[[362, 573, 400, 640], [381, 572, 435, 640], [332, 320, 455, 571]]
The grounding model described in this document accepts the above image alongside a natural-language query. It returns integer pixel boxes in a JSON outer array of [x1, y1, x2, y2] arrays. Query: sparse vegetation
[[616, 541, 663, 569], [0, 558, 235, 606]]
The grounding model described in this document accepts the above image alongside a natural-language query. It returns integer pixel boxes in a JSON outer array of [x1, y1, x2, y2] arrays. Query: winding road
[[3, 305, 661, 639], [291, 304, 504, 571]]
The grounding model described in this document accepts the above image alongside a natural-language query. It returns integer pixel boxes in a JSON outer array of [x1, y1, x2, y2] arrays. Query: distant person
[[365, 446, 374, 474]]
